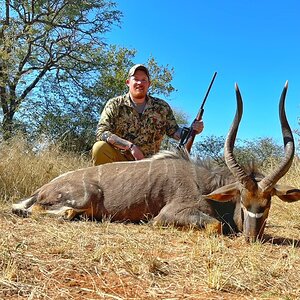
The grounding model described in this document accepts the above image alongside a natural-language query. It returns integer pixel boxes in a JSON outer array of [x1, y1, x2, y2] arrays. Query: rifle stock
[[178, 72, 217, 153]]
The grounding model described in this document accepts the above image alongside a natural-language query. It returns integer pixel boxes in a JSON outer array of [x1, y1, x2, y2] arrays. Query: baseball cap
[[128, 64, 150, 80]]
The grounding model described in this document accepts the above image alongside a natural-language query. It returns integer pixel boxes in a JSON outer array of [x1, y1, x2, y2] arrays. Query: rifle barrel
[[181, 71, 217, 153], [199, 71, 217, 113]]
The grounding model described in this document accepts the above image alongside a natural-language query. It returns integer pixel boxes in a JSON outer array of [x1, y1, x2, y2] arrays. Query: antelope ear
[[274, 185, 300, 202], [204, 182, 240, 202]]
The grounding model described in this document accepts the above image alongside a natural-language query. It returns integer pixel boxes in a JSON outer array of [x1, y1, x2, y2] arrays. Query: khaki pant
[[92, 141, 133, 166]]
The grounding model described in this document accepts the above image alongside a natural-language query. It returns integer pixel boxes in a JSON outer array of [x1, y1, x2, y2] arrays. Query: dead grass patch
[[1, 202, 300, 299], [0, 140, 299, 299]]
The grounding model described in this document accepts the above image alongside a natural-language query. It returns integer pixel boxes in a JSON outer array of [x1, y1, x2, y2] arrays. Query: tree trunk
[[2, 113, 14, 140]]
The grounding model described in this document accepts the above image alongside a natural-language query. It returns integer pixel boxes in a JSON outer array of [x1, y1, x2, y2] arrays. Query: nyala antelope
[[12, 82, 300, 242]]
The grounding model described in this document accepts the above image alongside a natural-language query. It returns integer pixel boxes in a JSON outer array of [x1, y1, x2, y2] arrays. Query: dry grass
[[1, 139, 300, 299], [0, 136, 91, 203]]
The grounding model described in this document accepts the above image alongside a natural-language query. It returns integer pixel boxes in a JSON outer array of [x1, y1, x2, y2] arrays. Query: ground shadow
[[262, 234, 300, 247]]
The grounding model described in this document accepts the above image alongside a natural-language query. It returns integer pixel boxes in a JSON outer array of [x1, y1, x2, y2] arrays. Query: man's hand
[[192, 120, 204, 134], [129, 144, 145, 160]]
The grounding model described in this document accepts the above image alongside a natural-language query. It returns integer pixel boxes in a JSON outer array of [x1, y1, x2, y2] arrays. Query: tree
[[17, 74, 98, 153], [16, 46, 176, 153], [0, 2, 176, 150], [237, 137, 283, 169], [16, 45, 136, 152], [0, 0, 122, 140], [192, 135, 226, 165], [194, 135, 283, 170]]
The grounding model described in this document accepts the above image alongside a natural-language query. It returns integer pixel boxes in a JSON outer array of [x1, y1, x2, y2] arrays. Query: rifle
[[178, 71, 217, 153]]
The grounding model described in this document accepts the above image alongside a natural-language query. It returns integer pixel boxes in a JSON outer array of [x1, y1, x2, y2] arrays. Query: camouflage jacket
[[96, 93, 179, 157]]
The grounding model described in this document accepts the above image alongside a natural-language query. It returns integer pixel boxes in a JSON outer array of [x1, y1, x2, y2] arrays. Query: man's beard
[[131, 89, 146, 100]]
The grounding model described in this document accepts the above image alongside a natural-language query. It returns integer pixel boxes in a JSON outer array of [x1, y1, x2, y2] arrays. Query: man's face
[[126, 70, 150, 100]]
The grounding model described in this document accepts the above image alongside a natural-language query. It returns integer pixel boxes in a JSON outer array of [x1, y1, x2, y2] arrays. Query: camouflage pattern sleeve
[[96, 98, 117, 141], [164, 101, 180, 138], [96, 96, 133, 150]]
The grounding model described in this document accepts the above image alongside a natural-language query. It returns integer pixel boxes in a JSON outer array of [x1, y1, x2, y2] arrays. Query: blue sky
[[106, 0, 300, 145]]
